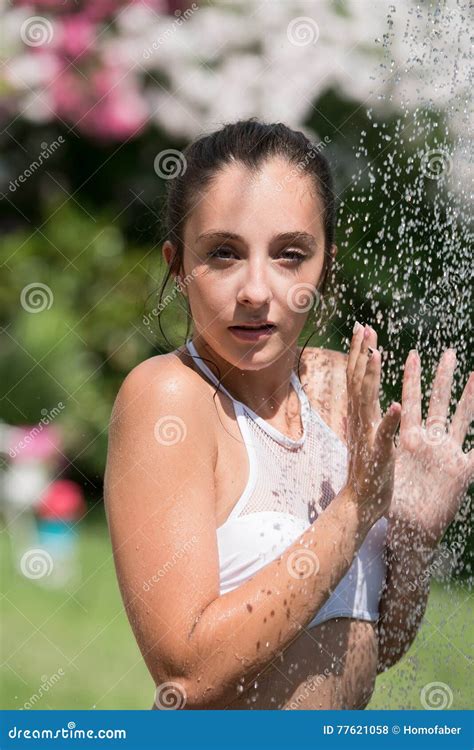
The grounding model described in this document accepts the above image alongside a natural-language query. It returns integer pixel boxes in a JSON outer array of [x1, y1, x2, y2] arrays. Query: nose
[[235, 258, 273, 307]]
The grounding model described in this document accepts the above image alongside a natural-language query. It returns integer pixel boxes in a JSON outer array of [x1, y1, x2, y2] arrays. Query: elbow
[[149, 646, 235, 710], [152, 674, 236, 711], [151, 676, 191, 709]]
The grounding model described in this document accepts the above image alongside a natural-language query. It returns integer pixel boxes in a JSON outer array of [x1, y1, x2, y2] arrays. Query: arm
[[376, 517, 436, 674], [104, 344, 394, 710], [376, 348, 474, 673]]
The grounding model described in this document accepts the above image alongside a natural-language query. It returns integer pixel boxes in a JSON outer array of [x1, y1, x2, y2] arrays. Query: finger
[[400, 349, 422, 434], [373, 402, 401, 465], [450, 371, 474, 446], [366, 327, 383, 426], [352, 325, 371, 395], [347, 321, 364, 382], [346, 322, 365, 437], [359, 348, 381, 436], [427, 348, 457, 425]]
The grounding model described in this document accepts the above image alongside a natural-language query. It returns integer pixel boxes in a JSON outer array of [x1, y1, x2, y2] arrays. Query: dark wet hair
[[154, 117, 337, 390]]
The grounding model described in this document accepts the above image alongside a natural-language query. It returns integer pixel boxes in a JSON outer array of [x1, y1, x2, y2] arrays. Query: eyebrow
[[196, 230, 318, 251]]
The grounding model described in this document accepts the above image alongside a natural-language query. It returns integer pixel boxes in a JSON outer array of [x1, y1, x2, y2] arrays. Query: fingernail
[[353, 321, 362, 334]]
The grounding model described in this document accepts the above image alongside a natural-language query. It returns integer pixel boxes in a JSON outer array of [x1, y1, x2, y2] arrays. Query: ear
[[162, 240, 177, 272], [162, 241, 187, 296], [331, 243, 338, 258]]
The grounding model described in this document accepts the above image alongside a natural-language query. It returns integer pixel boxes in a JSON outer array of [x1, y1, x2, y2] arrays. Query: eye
[[206, 245, 236, 260], [279, 249, 306, 263]]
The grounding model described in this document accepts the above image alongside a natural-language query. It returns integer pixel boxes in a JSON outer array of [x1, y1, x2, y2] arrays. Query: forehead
[[184, 157, 324, 243]]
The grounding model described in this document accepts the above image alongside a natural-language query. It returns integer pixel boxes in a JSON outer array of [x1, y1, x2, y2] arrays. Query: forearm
[[185, 486, 377, 709], [376, 517, 437, 674]]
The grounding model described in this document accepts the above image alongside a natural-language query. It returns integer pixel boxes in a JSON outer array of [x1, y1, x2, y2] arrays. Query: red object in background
[[36, 479, 87, 522]]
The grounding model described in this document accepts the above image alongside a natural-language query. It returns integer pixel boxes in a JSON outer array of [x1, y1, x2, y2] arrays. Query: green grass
[[1, 516, 472, 710]]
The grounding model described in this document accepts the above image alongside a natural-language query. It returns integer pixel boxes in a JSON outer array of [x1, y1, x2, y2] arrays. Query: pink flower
[[57, 15, 96, 59], [51, 64, 148, 141], [84, 67, 149, 140]]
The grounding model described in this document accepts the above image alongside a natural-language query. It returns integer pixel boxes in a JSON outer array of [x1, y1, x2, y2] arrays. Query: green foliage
[[0, 198, 170, 485]]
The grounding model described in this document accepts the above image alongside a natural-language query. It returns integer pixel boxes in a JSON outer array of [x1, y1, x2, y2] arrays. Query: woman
[[104, 119, 473, 710]]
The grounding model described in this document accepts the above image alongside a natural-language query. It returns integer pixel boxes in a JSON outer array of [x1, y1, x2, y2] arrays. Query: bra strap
[[185, 339, 238, 403]]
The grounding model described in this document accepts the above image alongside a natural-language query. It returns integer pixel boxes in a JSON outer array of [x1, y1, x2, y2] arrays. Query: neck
[[188, 335, 303, 422]]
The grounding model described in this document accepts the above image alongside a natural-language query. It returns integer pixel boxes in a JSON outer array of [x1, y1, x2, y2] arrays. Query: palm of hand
[[388, 349, 473, 544]]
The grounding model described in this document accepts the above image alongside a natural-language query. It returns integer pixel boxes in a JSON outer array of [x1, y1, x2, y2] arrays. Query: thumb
[[373, 402, 401, 465]]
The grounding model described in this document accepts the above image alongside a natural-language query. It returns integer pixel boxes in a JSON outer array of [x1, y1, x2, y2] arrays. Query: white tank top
[[185, 339, 388, 629]]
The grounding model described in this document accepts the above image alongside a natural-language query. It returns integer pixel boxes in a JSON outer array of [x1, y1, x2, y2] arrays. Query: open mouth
[[228, 324, 276, 339]]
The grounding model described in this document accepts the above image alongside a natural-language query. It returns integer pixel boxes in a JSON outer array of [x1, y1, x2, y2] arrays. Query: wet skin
[[151, 344, 380, 710]]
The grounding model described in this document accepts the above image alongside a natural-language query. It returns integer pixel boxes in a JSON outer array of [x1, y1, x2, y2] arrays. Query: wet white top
[[185, 339, 388, 629]]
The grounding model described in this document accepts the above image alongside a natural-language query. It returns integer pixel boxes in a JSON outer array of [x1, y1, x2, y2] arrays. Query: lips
[[228, 324, 276, 340], [230, 326, 274, 331], [229, 323, 276, 330]]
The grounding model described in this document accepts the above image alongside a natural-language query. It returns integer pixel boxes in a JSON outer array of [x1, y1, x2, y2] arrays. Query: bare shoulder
[[298, 345, 348, 443], [299, 346, 348, 385], [106, 351, 219, 480], [110, 351, 218, 431], [300, 345, 348, 367]]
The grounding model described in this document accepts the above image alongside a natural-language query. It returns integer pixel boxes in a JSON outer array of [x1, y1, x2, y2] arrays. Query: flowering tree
[[2, 1, 469, 143]]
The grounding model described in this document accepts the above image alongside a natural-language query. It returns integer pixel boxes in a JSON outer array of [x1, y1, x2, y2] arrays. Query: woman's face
[[169, 156, 333, 369]]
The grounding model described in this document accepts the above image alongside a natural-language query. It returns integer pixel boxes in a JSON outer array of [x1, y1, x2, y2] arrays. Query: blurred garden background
[[1, 0, 472, 710]]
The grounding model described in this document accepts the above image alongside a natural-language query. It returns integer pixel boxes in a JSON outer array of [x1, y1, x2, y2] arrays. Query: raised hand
[[344, 322, 401, 525], [390, 347, 474, 545]]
